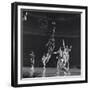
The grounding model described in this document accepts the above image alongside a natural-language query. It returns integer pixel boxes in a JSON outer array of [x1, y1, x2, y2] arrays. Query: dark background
[[22, 9, 81, 68]]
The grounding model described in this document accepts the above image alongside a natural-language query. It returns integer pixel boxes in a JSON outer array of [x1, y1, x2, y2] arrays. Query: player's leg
[[66, 61, 71, 75], [57, 60, 60, 76], [42, 62, 46, 77]]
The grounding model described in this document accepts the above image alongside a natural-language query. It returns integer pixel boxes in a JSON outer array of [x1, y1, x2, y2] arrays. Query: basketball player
[[54, 40, 72, 76], [29, 51, 35, 76]]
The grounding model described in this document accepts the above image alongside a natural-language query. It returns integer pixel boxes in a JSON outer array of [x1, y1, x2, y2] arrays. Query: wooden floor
[[22, 67, 81, 78]]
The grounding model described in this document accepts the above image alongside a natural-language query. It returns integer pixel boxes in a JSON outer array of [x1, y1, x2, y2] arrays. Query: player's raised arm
[[63, 39, 65, 49]]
